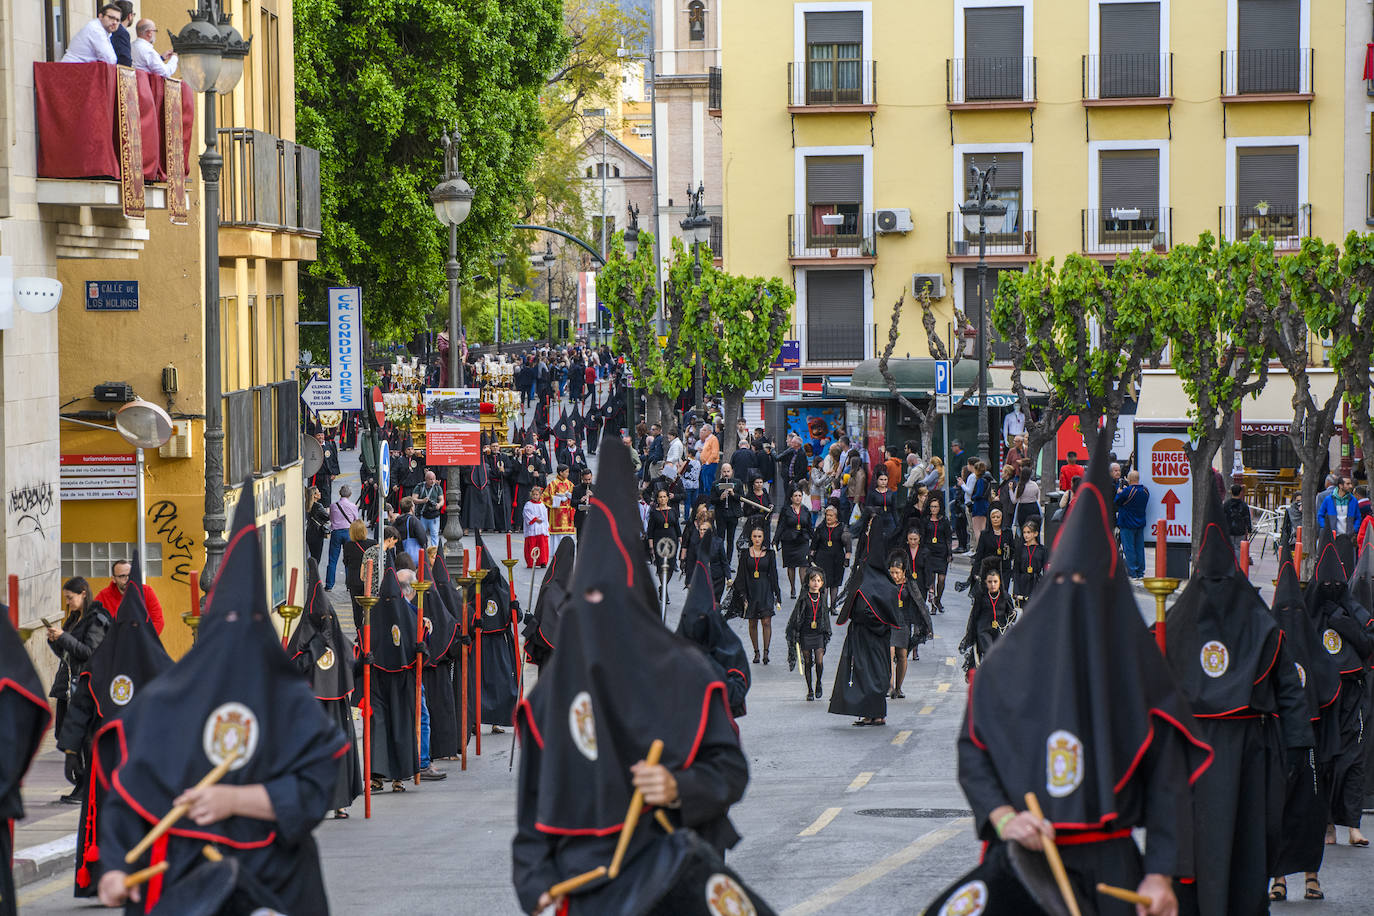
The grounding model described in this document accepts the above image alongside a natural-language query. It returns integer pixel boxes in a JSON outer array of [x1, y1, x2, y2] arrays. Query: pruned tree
[[994, 254, 1164, 465], [874, 290, 981, 464], [984, 278, 1067, 471], [1277, 233, 1374, 563], [1157, 234, 1275, 548]]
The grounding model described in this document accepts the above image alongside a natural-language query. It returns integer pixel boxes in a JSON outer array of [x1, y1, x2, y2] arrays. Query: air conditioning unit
[[911, 273, 946, 299], [875, 208, 914, 234]]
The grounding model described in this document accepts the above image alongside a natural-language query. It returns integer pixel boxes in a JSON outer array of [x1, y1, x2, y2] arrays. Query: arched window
[[688, 2, 706, 42]]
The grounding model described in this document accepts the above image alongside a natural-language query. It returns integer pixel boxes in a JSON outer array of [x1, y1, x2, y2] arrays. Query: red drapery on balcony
[[35, 62, 192, 183]]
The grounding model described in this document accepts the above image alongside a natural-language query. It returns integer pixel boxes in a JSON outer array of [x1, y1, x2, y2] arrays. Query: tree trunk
[[721, 389, 744, 456], [1299, 461, 1321, 579], [1187, 440, 1223, 554]]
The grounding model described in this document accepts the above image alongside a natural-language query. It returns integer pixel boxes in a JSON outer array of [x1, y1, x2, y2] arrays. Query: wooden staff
[[122, 860, 168, 889], [1023, 792, 1082, 916], [739, 495, 770, 514], [546, 865, 607, 901], [124, 749, 241, 864], [608, 739, 664, 879], [1096, 883, 1152, 907]]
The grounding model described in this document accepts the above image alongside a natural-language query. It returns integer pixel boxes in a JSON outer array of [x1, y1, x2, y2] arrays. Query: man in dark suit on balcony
[[111, 1, 135, 68]]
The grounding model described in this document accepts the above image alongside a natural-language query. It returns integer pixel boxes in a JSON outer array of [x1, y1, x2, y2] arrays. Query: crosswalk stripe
[[798, 806, 843, 836]]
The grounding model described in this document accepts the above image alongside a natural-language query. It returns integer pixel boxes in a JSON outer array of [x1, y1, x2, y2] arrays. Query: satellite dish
[[15, 277, 62, 314], [114, 399, 173, 449], [302, 434, 324, 478]]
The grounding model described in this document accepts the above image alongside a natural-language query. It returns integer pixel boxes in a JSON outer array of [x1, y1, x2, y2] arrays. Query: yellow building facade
[[720, 0, 1344, 370], [56, 0, 317, 657]]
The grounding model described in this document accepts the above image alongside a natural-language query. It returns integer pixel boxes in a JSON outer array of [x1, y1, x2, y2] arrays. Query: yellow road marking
[[945, 656, 957, 666], [799, 806, 843, 836], [782, 819, 972, 915], [937, 682, 951, 693], [892, 730, 912, 746], [17, 875, 69, 905], [846, 771, 874, 792], [920, 705, 935, 715]]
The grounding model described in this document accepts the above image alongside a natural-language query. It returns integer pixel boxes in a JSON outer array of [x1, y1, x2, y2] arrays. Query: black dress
[[919, 517, 952, 577], [774, 505, 814, 567], [892, 580, 931, 651], [810, 523, 850, 588], [644, 506, 682, 578], [728, 549, 781, 620], [786, 591, 833, 654], [961, 588, 1015, 670], [1012, 541, 1046, 602], [967, 525, 1014, 592], [866, 487, 901, 545]]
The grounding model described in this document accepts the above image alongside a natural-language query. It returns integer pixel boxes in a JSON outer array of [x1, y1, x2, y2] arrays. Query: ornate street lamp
[[680, 184, 712, 421], [430, 126, 474, 555], [959, 159, 1007, 468], [170, 0, 248, 589]]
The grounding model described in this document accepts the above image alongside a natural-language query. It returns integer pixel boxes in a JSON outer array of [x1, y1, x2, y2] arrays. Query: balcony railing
[[1082, 53, 1172, 101], [947, 209, 1036, 257], [709, 219, 723, 256], [219, 128, 322, 236], [793, 321, 866, 366], [947, 57, 1036, 105], [1081, 207, 1171, 254], [708, 66, 722, 113], [788, 212, 876, 260], [787, 60, 876, 108], [1220, 48, 1313, 97], [1219, 204, 1311, 248]]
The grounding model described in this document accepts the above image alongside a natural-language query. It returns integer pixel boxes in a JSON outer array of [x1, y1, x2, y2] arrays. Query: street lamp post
[[493, 254, 507, 355], [959, 160, 1006, 469], [430, 127, 475, 553], [170, 0, 249, 588], [679, 183, 712, 422], [535, 242, 556, 348]]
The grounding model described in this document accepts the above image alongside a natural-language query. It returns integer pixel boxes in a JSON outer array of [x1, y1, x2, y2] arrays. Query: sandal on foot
[[1305, 877, 1324, 900], [762, 653, 770, 665], [333, 810, 350, 820], [391, 781, 407, 793], [370, 777, 384, 792], [806, 691, 814, 701], [1351, 836, 1370, 847], [752, 652, 761, 664], [1269, 879, 1286, 901]]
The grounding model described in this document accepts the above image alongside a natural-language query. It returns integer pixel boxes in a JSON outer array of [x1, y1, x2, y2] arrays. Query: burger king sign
[[1138, 429, 1193, 544]]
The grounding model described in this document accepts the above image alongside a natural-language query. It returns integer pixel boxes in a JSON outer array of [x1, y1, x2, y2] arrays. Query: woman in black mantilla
[[785, 567, 832, 701], [827, 528, 900, 727], [889, 546, 931, 697], [919, 497, 952, 613], [1011, 517, 1046, 605], [644, 487, 682, 601], [866, 468, 900, 545], [774, 487, 814, 599], [745, 476, 772, 540], [728, 515, 782, 664], [679, 502, 713, 588], [810, 503, 851, 609], [960, 558, 1015, 677], [960, 505, 1013, 598]]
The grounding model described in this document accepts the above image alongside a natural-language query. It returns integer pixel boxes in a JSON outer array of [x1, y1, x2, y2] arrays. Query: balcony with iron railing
[[1082, 53, 1172, 104], [787, 60, 877, 111], [947, 209, 1036, 262], [218, 129, 321, 259], [788, 211, 877, 264], [947, 57, 1036, 108], [1081, 207, 1172, 255], [789, 321, 867, 368], [1219, 204, 1311, 249], [1220, 48, 1313, 100], [708, 66, 722, 115]]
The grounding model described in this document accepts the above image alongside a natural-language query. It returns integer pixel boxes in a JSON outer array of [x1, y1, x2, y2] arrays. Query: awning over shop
[[1136, 368, 1339, 426], [841, 358, 981, 399]]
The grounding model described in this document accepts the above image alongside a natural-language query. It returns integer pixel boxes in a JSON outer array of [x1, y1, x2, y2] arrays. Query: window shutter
[[805, 11, 862, 45], [1236, 147, 1298, 211], [1238, 0, 1299, 50], [1099, 2, 1160, 97], [227, 390, 254, 483], [963, 153, 1022, 193], [964, 7, 1023, 59], [806, 270, 865, 361], [806, 156, 863, 204], [1099, 150, 1160, 212]]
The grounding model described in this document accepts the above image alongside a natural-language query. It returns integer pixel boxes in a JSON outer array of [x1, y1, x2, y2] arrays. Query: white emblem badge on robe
[[569, 691, 597, 760], [1200, 640, 1229, 678], [202, 702, 258, 770], [110, 674, 134, 706], [938, 880, 988, 916], [1046, 730, 1083, 798], [705, 874, 756, 916], [1323, 629, 1342, 655]]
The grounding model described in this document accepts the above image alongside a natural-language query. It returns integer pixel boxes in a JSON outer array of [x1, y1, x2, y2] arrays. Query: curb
[[12, 832, 76, 890]]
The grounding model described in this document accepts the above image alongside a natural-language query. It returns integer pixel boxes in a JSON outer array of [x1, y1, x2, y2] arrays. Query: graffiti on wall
[[8, 481, 55, 535], [148, 500, 197, 584]]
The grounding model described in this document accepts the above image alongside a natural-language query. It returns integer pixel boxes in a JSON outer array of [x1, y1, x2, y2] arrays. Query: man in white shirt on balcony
[[62, 4, 120, 65], [132, 19, 178, 77]]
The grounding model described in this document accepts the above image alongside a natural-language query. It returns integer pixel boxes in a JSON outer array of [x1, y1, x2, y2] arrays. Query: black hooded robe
[[512, 437, 754, 914], [1351, 543, 1374, 809], [468, 540, 520, 732], [678, 539, 752, 718], [288, 563, 364, 811], [512, 450, 548, 530], [489, 451, 514, 533], [460, 454, 496, 532], [1164, 504, 1311, 916], [828, 522, 899, 720], [942, 441, 1211, 916], [419, 553, 463, 761], [2, 614, 51, 916], [94, 489, 345, 915], [362, 567, 422, 782], [523, 539, 576, 669]]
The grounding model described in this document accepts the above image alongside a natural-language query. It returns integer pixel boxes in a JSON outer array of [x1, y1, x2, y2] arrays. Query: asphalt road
[[15, 429, 1374, 914]]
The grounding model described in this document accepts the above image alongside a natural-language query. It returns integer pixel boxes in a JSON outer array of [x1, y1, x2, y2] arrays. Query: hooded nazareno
[[94, 487, 347, 915], [467, 534, 520, 730], [677, 531, 751, 718], [512, 436, 751, 914], [362, 564, 421, 781], [827, 516, 899, 721], [1163, 489, 1310, 913], [2, 611, 51, 916], [945, 438, 1212, 913], [523, 537, 576, 669]]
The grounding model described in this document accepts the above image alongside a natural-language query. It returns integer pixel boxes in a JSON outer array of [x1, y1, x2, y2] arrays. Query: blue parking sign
[[934, 360, 951, 396]]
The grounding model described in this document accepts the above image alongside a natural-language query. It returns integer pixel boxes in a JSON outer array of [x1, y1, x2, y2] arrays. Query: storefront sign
[[1136, 426, 1193, 544], [60, 453, 136, 500], [746, 377, 775, 400], [422, 388, 482, 465], [85, 280, 138, 311], [1241, 422, 1290, 436], [327, 287, 363, 410], [771, 340, 801, 370]]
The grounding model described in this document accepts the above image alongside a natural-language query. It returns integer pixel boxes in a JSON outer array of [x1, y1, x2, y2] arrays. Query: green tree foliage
[[994, 253, 1164, 457], [295, 0, 568, 345], [459, 295, 550, 346], [1155, 234, 1274, 545]]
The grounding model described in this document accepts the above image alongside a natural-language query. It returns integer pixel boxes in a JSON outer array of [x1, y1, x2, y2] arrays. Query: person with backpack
[[963, 460, 993, 544], [1223, 483, 1253, 560]]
